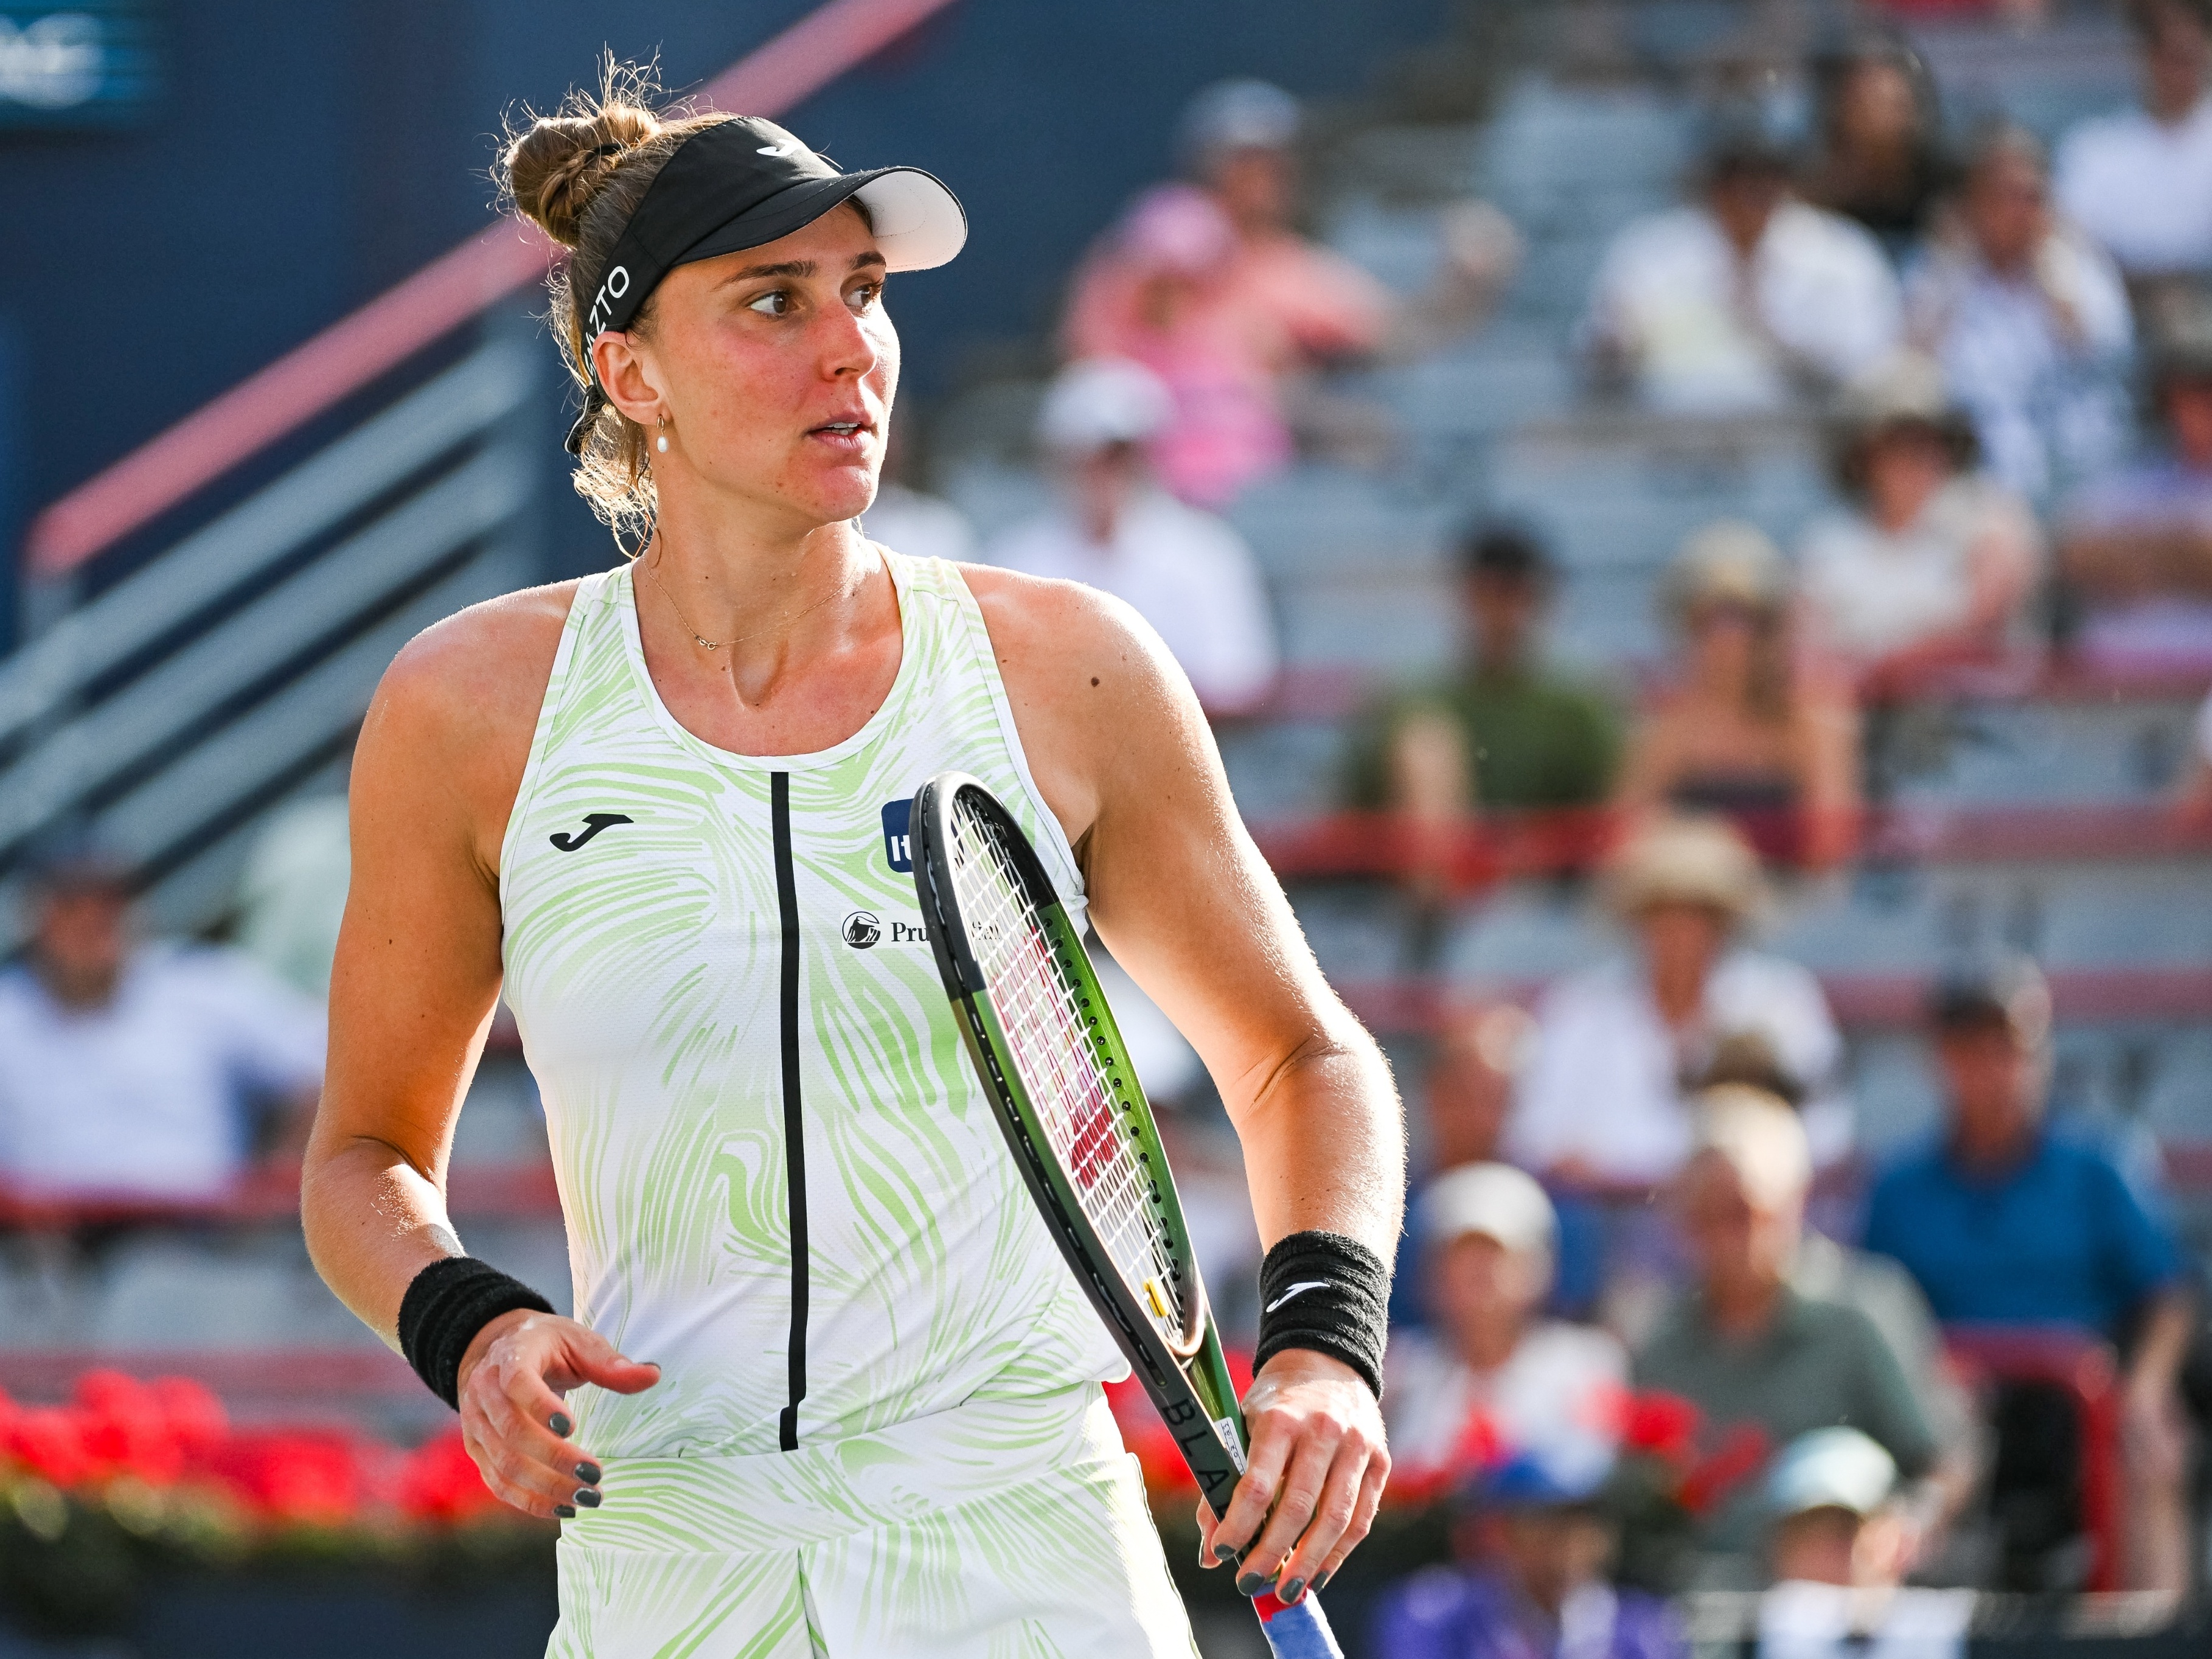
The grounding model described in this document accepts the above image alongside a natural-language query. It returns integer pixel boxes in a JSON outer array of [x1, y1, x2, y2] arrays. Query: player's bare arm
[[302, 586, 659, 1520], [972, 565, 1406, 1597]]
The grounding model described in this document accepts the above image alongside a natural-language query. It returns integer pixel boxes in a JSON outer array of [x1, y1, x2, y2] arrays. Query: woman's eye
[[747, 290, 793, 317], [848, 283, 882, 313]]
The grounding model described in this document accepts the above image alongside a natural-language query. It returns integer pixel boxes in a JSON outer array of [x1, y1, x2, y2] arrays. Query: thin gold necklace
[[639, 544, 843, 653]]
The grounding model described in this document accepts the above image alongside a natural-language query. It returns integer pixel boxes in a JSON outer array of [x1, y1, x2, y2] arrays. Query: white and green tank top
[[498, 551, 1121, 1461]]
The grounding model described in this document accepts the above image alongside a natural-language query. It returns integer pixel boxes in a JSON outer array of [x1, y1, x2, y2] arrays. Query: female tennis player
[[302, 73, 1402, 1657]]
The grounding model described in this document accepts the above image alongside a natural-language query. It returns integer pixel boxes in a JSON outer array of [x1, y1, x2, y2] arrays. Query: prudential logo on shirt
[[882, 799, 914, 873]]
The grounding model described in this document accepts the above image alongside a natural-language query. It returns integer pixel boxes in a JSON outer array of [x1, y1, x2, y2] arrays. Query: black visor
[[564, 116, 965, 453]]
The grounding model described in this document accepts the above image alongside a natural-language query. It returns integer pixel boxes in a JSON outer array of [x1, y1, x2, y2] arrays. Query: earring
[[656, 416, 669, 455]]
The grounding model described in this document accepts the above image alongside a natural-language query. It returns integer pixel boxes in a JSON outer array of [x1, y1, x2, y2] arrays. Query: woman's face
[[594, 203, 897, 534]]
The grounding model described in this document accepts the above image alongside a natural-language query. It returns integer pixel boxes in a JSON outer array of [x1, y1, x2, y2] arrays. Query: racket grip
[[1250, 1587, 1342, 1658]]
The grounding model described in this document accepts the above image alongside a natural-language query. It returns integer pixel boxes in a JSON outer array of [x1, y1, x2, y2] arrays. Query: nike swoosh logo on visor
[[1264, 1281, 1330, 1314]]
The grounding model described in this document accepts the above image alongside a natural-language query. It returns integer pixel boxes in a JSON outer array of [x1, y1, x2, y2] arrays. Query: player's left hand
[[1193, 1349, 1389, 1604]]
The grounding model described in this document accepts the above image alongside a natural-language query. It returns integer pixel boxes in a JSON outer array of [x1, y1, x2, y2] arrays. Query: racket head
[[910, 772, 1247, 1514]]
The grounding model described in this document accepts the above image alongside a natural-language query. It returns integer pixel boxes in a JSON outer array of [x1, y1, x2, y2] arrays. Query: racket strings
[[948, 799, 1186, 1342]]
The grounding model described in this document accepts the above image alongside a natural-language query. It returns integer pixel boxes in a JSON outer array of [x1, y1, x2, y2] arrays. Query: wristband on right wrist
[[1253, 1229, 1393, 1399], [397, 1256, 554, 1411]]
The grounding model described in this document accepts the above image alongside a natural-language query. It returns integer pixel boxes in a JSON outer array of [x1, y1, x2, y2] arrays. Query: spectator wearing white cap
[[1757, 1428, 1974, 1658], [1504, 816, 1849, 1189], [1385, 1161, 1629, 1495], [981, 357, 1279, 714], [1063, 79, 1519, 506]]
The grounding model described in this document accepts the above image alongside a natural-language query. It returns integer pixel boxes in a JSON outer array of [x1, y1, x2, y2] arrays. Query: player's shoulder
[[366, 579, 585, 759], [955, 561, 1179, 683]]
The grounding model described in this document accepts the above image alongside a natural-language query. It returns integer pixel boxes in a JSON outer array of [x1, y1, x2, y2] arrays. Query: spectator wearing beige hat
[[1504, 816, 1849, 1189], [1795, 354, 2043, 695], [1386, 1162, 1630, 1495], [1618, 522, 1860, 871]]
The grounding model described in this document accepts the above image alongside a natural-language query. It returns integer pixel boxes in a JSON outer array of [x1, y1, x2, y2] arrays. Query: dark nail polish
[[1310, 1571, 1331, 1595], [554, 1504, 576, 1518], [574, 1461, 602, 1485], [549, 1413, 572, 1437], [1236, 1572, 1267, 1598], [1214, 1540, 1240, 1565], [1281, 1578, 1306, 1604], [572, 1487, 602, 1509]]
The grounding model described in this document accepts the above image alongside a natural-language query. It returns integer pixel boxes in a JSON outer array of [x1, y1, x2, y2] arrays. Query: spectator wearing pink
[[1582, 123, 1901, 412], [1796, 354, 2043, 694], [1905, 121, 2134, 506], [1063, 80, 1516, 506], [1386, 1163, 1629, 1495], [2054, 0, 2212, 297], [981, 358, 1279, 714]]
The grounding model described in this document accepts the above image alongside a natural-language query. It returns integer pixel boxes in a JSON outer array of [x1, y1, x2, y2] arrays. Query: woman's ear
[[592, 332, 665, 428]]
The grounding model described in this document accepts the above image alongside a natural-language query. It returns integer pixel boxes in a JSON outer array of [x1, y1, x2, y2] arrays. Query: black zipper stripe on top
[[771, 771, 809, 1452]]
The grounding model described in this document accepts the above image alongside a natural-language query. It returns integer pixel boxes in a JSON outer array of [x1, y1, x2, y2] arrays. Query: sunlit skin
[[303, 198, 1401, 1601]]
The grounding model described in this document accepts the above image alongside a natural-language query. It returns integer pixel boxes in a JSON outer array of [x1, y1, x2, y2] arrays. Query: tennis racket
[[909, 773, 1343, 1659]]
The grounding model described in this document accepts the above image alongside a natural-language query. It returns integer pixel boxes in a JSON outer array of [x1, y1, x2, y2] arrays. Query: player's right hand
[[455, 1309, 661, 1518]]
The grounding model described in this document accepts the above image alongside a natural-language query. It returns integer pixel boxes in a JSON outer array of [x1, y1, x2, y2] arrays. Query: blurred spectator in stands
[[2057, 303, 2212, 671], [1906, 122, 2134, 507], [235, 795, 350, 1000], [1755, 1428, 1974, 1658], [1635, 1093, 1943, 1568], [1797, 354, 2043, 695], [1581, 119, 1901, 412], [1618, 523, 1859, 871], [2055, 0, 2212, 319], [1801, 28, 1946, 262], [1388, 1163, 1629, 1495], [862, 420, 976, 568], [0, 850, 324, 1206], [1422, 1004, 1536, 1177], [1863, 962, 2198, 1595], [1063, 78, 1520, 506], [1506, 816, 1849, 1188], [982, 358, 1277, 714], [1372, 1453, 1683, 1659], [1343, 525, 1621, 903]]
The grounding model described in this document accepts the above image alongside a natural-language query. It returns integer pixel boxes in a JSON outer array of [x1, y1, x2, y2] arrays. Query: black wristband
[[398, 1256, 554, 1411], [1254, 1230, 1392, 1399]]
